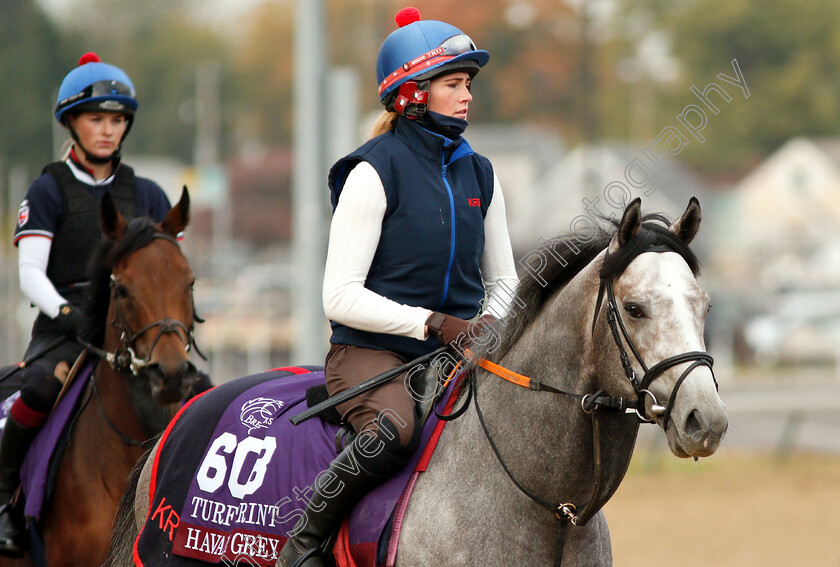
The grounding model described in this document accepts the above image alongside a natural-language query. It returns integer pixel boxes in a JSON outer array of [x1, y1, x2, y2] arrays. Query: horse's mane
[[83, 217, 161, 348], [478, 212, 700, 362]]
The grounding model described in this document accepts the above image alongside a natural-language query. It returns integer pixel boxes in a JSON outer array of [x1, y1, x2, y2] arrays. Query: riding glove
[[54, 303, 84, 338], [426, 312, 474, 348]]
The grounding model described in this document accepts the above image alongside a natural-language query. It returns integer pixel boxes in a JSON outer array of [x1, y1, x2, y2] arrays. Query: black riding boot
[[0, 416, 38, 557], [277, 424, 412, 567]]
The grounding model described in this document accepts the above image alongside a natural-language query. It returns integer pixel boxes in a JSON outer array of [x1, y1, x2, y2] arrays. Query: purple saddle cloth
[[134, 367, 455, 567], [0, 363, 94, 519]]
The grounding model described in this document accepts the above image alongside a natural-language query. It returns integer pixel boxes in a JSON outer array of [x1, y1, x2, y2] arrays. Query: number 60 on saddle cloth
[[134, 366, 460, 567]]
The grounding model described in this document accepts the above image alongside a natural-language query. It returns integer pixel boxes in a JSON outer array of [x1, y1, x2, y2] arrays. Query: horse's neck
[[91, 359, 153, 446], [502, 274, 596, 389], [90, 316, 173, 444], [442, 275, 600, 507]]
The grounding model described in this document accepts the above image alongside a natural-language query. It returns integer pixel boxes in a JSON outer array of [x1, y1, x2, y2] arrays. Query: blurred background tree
[[617, 0, 840, 173], [2, 0, 840, 181], [55, 0, 231, 163], [0, 0, 73, 176]]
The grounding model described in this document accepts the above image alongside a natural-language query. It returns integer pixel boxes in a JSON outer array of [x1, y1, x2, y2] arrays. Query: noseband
[[593, 245, 716, 426], [465, 243, 718, 528], [109, 281, 198, 377], [83, 233, 205, 376]]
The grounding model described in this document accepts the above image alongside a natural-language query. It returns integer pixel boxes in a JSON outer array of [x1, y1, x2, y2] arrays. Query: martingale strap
[[462, 348, 642, 531]]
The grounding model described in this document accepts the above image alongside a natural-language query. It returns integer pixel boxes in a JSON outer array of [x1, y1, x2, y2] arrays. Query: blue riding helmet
[[376, 8, 489, 106], [54, 53, 137, 124]]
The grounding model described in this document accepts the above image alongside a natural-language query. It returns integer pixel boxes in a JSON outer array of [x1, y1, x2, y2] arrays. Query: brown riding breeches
[[325, 344, 417, 446]]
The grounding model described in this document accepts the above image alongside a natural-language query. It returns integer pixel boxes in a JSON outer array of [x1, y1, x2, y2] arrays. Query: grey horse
[[104, 198, 727, 567], [395, 197, 728, 566]]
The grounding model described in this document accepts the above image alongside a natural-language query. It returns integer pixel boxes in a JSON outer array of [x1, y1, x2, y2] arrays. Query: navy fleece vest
[[328, 117, 494, 359]]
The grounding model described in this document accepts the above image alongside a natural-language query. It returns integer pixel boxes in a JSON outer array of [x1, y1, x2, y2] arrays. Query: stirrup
[[0, 503, 25, 558]]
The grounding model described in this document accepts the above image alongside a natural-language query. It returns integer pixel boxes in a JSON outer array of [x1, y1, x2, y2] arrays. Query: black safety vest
[[42, 161, 136, 291]]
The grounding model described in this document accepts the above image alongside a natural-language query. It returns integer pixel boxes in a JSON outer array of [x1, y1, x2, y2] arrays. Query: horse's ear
[[609, 198, 642, 253], [669, 196, 702, 244], [101, 191, 127, 240], [161, 186, 190, 238]]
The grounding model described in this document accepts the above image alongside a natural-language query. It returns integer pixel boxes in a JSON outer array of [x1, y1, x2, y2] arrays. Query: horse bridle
[[78, 232, 205, 446], [593, 246, 716, 426], [83, 233, 205, 376], [466, 244, 717, 527]]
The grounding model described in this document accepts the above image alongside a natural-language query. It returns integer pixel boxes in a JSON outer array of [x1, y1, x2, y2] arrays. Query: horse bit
[[83, 233, 205, 376], [593, 245, 716, 426], [468, 243, 717, 526]]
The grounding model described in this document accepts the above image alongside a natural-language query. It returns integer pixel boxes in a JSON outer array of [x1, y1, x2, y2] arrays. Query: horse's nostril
[[145, 362, 164, 382], [180, 361, 198, 385], [146, 361, 195, 389], [683, 409, 707, 440]]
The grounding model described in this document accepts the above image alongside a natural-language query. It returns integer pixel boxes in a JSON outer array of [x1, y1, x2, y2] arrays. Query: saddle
[[304, 360, 446, 449], [19, 353, 93, 520]]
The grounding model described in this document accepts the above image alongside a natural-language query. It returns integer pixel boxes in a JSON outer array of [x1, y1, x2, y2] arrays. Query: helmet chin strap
[[74, 140, 120, 165], [66, 117, 132, 166]]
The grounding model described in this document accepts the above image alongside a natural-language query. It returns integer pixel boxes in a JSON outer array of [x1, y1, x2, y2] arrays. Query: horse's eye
[[624, 303, 645, 319], [114, 284, 129, 299]]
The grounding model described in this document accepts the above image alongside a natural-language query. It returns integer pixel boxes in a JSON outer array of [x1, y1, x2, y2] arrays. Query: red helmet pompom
[[78, 52, 101, 66], [394, 7, 421, 27]]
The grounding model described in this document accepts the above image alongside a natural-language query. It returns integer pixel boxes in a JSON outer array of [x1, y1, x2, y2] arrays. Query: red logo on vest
[[468, 198, 481, 207]]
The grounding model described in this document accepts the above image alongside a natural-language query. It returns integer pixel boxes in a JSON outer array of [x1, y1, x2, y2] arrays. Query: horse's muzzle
[[667, 400, 728, 458], [146, 360, 198, 404]]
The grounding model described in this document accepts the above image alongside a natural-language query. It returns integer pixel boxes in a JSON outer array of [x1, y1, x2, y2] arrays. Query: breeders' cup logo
[[240, 397, 284, 433]]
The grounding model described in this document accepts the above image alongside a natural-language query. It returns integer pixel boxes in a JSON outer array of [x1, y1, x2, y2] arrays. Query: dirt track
[[604, 451, 840, 566]]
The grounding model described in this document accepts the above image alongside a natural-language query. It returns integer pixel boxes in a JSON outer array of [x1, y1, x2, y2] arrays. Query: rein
[[473, 357, 635, 414], [77, 232, 204, 447], [461, 245, 718, 529], [90, 375, 148, 447], [467, 352, 633, 526], [469, 362, 583, 525], [81, 233, 205, 377]]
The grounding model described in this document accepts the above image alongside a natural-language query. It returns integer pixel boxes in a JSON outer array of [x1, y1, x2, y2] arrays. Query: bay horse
[[0, 187, 200, 567], [106, 198, 727, 566]]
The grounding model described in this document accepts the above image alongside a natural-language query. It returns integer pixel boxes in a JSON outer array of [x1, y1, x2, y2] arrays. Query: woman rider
[[279, 8, 518, 566], [0, 53, 176, 556]]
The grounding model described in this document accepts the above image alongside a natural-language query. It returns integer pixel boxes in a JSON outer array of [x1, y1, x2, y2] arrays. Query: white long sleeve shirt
[[17, 160, 122, 318], [19, 236, 66, 318]]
